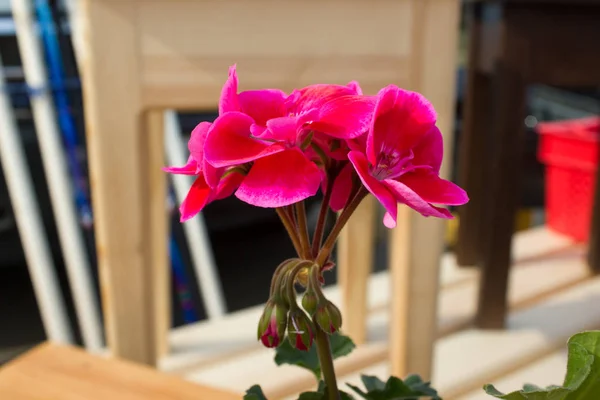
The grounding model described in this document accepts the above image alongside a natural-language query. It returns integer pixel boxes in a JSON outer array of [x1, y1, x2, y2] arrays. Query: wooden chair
[[76, 0, 461, 382], [456, 0, 600, 328]]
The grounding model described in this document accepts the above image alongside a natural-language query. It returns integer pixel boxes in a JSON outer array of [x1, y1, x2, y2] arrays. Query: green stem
[[285, 260, 313, 307], [276, 207, 303, 257], [295, 201, 311, 260], [315, 325, 340, 400], [312, 169, 337, 258], [315, 187, 368, 266]]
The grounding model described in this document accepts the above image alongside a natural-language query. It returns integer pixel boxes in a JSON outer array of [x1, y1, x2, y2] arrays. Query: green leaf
[[274, 338, 321, 379], [483, 330, 600, 399], [347, 374, 441, 399], [297, 387, 354, 400], [244, 385, 268, 400], [274, 333, 356, 380], [298, 392, 325, 400], [330, 332, 356, 359], [361, 376, 386, 392]]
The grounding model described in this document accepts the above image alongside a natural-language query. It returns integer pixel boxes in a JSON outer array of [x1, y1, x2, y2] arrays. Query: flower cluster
[[164, 65, 468, 229], [166, 66, 469, 355]]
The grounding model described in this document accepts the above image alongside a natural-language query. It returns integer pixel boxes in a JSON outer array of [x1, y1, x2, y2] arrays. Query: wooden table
[[77, 0, 461, 380], [455, 0, 600, 328], [0, 343, 239, 400]]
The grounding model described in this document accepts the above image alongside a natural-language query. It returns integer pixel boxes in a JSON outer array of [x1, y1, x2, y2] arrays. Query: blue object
[[35, 0, 92, 227]]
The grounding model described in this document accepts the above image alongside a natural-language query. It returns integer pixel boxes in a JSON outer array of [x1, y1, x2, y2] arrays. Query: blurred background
[[0, 0, 599, 398]]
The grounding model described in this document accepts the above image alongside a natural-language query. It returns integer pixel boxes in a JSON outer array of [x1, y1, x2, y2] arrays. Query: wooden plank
[[137, 0, 414, 108], [342, 267, 600, 400], [337, 196, 376, 345], [142, 110, 170, 358], [389, 0, 461, 380], [0, 344, 239, 400], [79, 0, 154, 364]]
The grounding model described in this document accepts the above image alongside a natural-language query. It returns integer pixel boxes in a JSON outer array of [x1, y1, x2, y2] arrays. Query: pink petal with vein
[[235, 149, 322, 207]]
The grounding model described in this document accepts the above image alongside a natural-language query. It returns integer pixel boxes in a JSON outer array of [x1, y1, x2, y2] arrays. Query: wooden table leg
[[475, 58, 526, 329], [456, 4, 494, 267], [337, 196, 375, 345], [80, 0, 168, 364], [143, 110, 171, 359]]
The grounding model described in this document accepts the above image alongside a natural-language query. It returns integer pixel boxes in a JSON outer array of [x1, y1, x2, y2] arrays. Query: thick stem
[[312, 172, 336, 258], [295, 201, 311, 259], [276, 207, 303, 257], [315, 187, 368, 266], [315, 325, 340, 400]]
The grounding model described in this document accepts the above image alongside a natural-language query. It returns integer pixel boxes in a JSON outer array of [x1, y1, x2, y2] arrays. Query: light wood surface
[[388, 0, 461, 379], [0, 343, 239, 400], [79, 0, 161, 365], [337, 196, 376, 345]]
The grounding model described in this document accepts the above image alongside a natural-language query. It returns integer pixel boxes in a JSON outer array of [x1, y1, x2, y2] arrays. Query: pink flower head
[[343, 85, 468, 227], [163, 122, 243, 222], [204, 67, 352, 208]]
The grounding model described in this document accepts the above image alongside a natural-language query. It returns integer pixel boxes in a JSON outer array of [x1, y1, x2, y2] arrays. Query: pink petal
[[203, 160, 223, 189], [330, 163, 355, 211], [238, 89, 287, 126], [163, 156, 199, 175], [367, 85, 437, 165], [180, 176, 211, 222], [347, 81, 363, 95], [218, 65, 240, 114], [214, 170, 245, 200], [286, 84, 358, 115], [383, 179, 453, 220], [348, 151, 398, 227], [399, 170, 468, 206], [204, 112, 285, 168], [411, 126, 444, 173], [235, 149, 322, 207], [188, 121, 212, 164], [264, 116, 299, 144], [311, 95, 377, 139]]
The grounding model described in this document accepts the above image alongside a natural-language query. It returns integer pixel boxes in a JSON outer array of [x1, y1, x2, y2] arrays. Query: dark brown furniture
[[456, 0, 600, 328]]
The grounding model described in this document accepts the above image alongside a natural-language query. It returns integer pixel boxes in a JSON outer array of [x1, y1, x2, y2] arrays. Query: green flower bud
[[257, 299, 288, 348], [315, 300, 342, 334], [301, 291, 318, 316], [287, 309, 314, 351]]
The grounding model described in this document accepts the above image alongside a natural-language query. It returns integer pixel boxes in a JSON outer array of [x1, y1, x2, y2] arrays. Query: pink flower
[[203, 68, 371, 208], [163, 122, 243, 222], [338, 85, 468, 227], [203, 111, 323, 208]]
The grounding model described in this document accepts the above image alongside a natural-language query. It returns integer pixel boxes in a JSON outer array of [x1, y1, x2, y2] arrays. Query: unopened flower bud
[[257, 300, 288, 348], [315, 300, 342, 334], [301, 291, 318, 315], [287, 309, 314, 351]]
